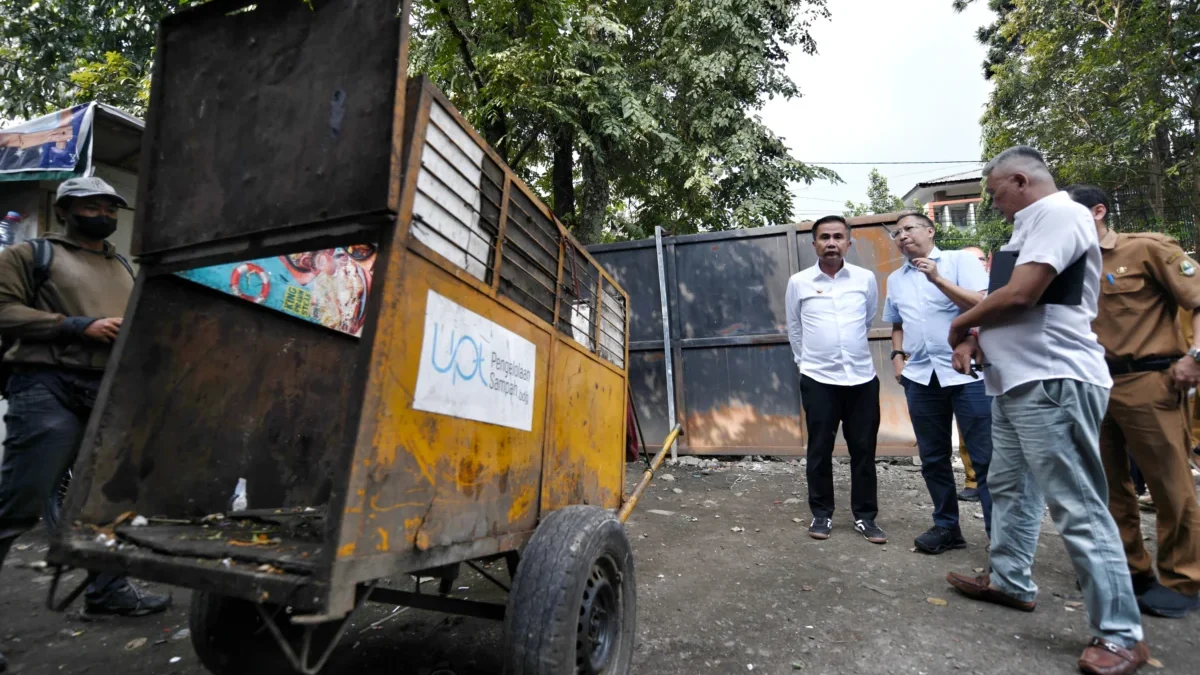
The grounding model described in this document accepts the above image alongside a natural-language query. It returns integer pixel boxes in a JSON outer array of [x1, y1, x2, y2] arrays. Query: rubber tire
[[189, 592, 341, 675], [504, 505, 636, 675]]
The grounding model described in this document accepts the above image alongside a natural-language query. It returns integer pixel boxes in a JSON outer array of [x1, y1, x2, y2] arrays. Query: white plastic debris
[[131, 515, 149, 527], [231, 478, 249, 512]]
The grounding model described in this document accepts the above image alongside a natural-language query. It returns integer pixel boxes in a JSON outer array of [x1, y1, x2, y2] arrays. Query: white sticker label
[[412, 290, 537, 431]]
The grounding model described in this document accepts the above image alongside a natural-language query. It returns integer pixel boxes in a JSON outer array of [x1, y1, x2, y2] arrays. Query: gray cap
[[55, 176, 128, 208]]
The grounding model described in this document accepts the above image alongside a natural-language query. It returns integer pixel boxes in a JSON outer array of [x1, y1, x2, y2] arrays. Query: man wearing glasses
[[883, 213, 992, 554]]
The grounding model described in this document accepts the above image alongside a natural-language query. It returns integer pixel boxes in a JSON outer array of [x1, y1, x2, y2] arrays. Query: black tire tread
[[504, 505, 636, 675]]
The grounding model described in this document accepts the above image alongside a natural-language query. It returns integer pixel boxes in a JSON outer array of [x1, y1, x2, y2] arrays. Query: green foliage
[[411, 0, 839, 244], [0, 1, 202, 119], [961, 0, 1199, 230], [843, 168, 905, 217]]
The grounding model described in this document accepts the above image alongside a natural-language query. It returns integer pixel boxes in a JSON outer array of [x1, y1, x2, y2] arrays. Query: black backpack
[[0, 239, 133, 397]]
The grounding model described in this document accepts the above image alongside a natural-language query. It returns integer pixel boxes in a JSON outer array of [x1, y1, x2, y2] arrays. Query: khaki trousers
[[1100, 370, 1200, 594]]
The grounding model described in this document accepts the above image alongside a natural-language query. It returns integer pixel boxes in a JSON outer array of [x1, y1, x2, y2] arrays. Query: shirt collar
[[1099, 228, 1118, 251], [811, 261, 849, 280]]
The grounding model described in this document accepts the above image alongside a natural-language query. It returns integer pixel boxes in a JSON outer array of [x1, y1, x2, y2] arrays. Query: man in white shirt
[[785, 215, 886, 545], [883, 213, 992, 554], [943, 147, 1148, 675]]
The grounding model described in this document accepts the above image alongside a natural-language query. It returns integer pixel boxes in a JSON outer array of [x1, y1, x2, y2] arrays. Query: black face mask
[[68, 214, 118, 240]]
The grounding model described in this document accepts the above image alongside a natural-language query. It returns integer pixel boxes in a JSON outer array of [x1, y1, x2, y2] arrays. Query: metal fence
[[589, 213, 920, 457]]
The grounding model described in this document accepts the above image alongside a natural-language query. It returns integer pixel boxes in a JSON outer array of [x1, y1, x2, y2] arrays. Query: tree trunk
[[576, 145, 609, 246], [552, 124, 576, 223], [1147, 126, 1171, 221]]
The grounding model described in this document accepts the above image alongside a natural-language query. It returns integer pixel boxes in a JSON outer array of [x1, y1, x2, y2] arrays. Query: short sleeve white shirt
[[977, 191, 1112, 396]]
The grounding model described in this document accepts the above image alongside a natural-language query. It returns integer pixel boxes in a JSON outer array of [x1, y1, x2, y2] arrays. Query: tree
[[956, 0, 1199, 239], [0, 1, 199, 120], [412, 0, 839, 244], [843, 168, 905, 217]]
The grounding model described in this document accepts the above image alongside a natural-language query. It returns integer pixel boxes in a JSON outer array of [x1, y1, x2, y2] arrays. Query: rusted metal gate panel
[[590, 213, 919, 456]]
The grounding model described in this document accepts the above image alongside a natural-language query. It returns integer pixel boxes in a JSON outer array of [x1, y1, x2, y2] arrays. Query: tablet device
[[988, 250, 1086, 305]]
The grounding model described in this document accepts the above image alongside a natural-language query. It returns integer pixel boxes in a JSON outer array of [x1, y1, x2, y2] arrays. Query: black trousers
[[800, 375, 880, 521]]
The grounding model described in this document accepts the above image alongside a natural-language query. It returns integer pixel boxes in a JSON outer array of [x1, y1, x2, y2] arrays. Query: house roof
[[902, 168, 983, 201]]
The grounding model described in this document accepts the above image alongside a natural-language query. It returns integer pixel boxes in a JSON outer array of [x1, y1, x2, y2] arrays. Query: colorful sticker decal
[[412, 290, 537, 431], [177, 244, 377, 337]]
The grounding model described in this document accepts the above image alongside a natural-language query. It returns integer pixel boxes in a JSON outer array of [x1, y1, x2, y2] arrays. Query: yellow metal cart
[[45, 2, 679, 673]]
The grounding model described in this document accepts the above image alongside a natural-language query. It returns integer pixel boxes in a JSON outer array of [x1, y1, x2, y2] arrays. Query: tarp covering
[[0, 103, 94, 182]]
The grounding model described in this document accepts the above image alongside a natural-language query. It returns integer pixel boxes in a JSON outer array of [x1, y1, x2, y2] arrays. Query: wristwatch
[[890, 350, 908, 361], [1188, 348, 1200, 364]]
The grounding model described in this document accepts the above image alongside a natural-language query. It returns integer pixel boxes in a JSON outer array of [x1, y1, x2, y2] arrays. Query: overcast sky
[[759, 0, 995, 220]]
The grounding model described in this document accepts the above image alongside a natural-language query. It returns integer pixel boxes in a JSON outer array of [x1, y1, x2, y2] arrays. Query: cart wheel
[[504, 505, 636, 675], [189, 591, 341, 674]]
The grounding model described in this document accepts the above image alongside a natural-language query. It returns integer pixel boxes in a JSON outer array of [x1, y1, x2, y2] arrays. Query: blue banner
[[0, 104, 94, 179]]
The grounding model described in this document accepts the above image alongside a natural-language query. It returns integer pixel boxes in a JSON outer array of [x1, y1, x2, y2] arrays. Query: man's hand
[[892, 354, 905, 383], [82, 317, 122, 343], [948, 319, 970, 349], [912, 257, 940, 284], [1171, 356, 1200, 390], [952, 338, 984, 378]]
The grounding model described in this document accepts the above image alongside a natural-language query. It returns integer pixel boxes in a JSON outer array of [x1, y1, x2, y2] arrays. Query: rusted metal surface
[[589, 213, 920, 456], [541, 339, 627, 512], [330, 80, 630, 605], [135, 0, 405, 255], [68, 275, 364, 526]]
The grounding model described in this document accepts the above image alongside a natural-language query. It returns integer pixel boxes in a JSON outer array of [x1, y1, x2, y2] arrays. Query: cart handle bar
[[617, 425, 683, 524]]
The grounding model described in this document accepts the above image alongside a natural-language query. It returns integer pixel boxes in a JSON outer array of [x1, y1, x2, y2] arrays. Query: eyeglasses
[[888, 224, 922, 241]]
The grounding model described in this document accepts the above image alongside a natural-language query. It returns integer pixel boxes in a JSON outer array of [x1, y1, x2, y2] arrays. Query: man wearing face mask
[[0, 177, 169, 672]]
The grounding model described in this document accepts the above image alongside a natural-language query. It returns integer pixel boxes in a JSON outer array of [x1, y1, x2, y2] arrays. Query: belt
[[1105, 355, 1181, 376]]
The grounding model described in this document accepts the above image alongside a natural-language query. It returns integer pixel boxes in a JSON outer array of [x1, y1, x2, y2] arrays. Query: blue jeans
[[989, 379, 1142, 647], [902, 374, 993, 534], [0, 374, 120, 597]]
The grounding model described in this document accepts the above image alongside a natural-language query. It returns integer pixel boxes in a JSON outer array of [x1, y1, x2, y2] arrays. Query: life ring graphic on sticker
[[230, 263, 270, 304]]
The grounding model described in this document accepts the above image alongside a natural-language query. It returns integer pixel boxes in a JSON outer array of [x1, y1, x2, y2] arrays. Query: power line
[[805, 160, 985, 165]]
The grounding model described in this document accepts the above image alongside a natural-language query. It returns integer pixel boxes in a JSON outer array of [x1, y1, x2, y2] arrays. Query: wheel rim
[[577, 555, 621, 675]]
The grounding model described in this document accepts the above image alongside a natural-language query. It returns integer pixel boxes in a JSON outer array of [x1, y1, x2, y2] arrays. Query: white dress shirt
[[883, 247, 989, 387], [785, 261, 878, 386], [978, 191, 1112, 396]]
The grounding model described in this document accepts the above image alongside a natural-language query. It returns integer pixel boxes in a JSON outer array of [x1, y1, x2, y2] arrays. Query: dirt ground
[[1, 458, 1197, 675]]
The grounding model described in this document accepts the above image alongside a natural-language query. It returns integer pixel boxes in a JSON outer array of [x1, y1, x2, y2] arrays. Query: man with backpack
[[0, 177, 169, 672]]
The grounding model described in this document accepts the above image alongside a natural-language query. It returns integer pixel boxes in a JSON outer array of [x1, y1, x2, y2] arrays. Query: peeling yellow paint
[[338, 543, 356, 558], [376, 528, 390, 552], [508, 485, 535, 524]]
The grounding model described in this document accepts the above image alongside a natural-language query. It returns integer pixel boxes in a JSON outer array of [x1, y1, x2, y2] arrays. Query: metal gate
[[589, 213, 920, 456]]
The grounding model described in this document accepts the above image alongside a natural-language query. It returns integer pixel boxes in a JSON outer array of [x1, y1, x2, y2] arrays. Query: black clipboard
[[988, 250, 1086, 306]]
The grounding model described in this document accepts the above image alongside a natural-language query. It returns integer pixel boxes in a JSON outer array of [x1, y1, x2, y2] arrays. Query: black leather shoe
[[1137, 581, 1200, 618], [957, 487, 981, 502], [914, 525, 967, 554]]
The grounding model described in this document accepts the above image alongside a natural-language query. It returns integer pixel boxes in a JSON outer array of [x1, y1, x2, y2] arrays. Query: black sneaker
[[957, 488, 981, 502], [83, 578, 171, 618], [1137, 581, 1200, 618], [914, 525, 967, 554], [854, 519, 887, 544], [808, 517, 832, 540]]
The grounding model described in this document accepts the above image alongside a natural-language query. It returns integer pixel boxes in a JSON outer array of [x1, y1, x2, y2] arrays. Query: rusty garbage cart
[[44, 1, 680, 673]]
